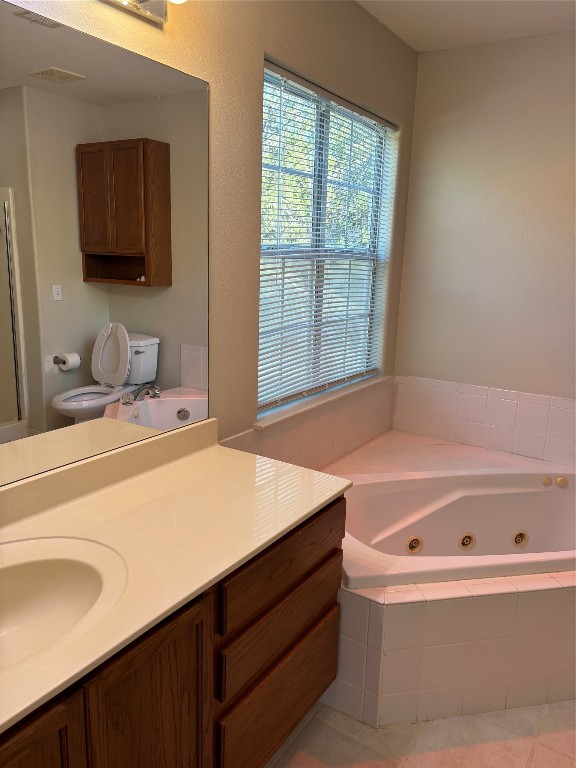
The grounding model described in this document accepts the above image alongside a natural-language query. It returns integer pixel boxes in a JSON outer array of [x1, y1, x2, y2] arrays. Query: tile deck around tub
[[322, 429, 560, 477]]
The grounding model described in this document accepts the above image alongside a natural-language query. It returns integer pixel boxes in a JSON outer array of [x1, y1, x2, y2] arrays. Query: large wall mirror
[[0, 0, 208, 485]]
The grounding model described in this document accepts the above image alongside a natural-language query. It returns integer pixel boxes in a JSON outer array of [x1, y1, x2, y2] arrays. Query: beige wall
[[396, 31, 575, 398], [103, 90, 209, 390], [24, 86, 110, 430], [21, 0, 418, 438]]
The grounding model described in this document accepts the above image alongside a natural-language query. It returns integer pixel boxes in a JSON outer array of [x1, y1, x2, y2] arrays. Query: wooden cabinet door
[[84, 594, 213, 768], [108, 140, 145, 254], [0, 691, 86, 768], [76, 143, 111, 253]]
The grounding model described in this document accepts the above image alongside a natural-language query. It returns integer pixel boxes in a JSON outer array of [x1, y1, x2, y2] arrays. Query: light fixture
[[99, 0, 168, 25]]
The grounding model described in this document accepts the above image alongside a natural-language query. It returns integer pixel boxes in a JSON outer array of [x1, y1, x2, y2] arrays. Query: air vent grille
[[13, 9, 63, 28], [27, 68, 85, 84]]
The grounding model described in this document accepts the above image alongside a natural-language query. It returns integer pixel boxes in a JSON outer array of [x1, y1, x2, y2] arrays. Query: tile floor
[[269, 700, 576, 768]]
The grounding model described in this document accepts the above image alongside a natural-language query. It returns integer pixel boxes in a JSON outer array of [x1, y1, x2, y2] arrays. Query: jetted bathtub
[[342, 467, 576, 587]]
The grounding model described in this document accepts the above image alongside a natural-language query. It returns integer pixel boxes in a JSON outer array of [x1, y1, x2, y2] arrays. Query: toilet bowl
[[51, 323, 160, 423]]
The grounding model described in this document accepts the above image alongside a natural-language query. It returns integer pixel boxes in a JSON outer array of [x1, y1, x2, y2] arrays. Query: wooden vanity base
[[0, 497, 346, 768]]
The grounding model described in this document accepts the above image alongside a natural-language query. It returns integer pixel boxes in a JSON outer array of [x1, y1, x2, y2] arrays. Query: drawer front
[[218, 549, 342, 704], [218, 497, 345, 637], [217, 605, 339, 768]]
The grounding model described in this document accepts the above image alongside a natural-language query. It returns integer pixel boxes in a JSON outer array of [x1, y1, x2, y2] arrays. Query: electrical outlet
[[52, 284, 63, 301]]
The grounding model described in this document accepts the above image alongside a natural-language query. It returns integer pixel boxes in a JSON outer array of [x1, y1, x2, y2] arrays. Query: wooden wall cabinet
[[76, 138, 171, 286], [0, 498, 345, 768]]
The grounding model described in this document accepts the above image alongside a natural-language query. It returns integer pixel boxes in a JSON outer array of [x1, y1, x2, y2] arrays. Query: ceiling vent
[[13, 9, 63, 28], [27, 67, 86, 84]]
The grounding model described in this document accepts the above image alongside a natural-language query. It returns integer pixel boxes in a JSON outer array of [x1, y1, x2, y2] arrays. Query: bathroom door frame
[[0, 186, 28, 442]]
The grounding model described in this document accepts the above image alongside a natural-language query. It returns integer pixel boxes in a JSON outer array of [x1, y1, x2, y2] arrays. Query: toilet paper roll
[[57, 352, 81, 371]]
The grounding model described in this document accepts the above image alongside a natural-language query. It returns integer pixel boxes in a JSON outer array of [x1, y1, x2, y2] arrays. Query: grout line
[[524, 740, 537, 768]]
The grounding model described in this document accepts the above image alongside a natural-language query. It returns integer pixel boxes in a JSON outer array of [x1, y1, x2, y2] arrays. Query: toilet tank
[[127, 333, 160, 384]]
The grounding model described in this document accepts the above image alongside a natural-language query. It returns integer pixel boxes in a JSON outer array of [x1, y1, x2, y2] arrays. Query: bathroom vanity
[[0, 419, 349, 767]]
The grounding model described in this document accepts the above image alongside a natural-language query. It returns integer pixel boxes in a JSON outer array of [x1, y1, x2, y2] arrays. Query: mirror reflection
[[0, 0, 208, 485]]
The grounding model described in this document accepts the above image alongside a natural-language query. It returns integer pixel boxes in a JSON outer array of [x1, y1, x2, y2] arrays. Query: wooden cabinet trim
[[0, 691, 86, 768], [108, 139, 145, 254], [217, 605, 340, 768], [76, 143, 111, 254], [218, 496, 346, 637], [84, 593, 213, 768], [218, 549, 343, 705]]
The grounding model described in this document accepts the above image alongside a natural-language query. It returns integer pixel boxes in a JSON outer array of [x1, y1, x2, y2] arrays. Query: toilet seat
[[51, 384, 136, 420], [91, 323, 131, 387]]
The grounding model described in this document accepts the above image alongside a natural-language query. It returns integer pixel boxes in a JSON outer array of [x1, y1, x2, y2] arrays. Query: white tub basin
[[0, 538, 127, 673], [116, 395, 208, 430]]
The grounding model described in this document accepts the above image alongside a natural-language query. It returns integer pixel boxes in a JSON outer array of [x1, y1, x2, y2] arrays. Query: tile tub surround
[[268, 701, 576, 768], [220, 376, 394, 470], [323, 573, 575, 728], [393, 376, 576, 464], [321, 432, 575, 728], [180, 343, 208, 392]]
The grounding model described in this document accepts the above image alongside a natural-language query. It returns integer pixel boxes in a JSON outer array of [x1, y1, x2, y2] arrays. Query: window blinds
[[258, 67, 398, 412]]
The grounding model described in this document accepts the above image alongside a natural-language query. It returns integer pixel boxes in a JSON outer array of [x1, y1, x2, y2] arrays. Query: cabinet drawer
[[217, 605, 339, 768], [218, 549, 342, 704], [218, 497, 345, 637]]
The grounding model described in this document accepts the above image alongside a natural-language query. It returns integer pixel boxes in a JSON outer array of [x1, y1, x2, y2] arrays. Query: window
[[258, 66, 398, 413]]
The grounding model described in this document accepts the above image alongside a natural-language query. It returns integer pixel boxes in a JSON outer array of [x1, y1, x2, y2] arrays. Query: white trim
[[254, 374, 392, 431]]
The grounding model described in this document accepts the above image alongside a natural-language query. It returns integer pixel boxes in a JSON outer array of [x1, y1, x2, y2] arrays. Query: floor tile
[[477, 704, 546, 737], [537, 701, 576, 759], [529, 743, 576, 768], [270, 717, 402, 767], [403, 714, 533, 768], [316, 707, 425, 760], [269, 700, 576, 768]]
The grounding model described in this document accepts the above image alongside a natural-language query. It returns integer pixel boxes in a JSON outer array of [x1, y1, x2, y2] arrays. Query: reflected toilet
[[51, 323, 159, 423]]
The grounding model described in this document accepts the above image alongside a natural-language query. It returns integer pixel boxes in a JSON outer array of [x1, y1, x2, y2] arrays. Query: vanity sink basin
[[116, 395, 208, 430], [0, 538, 127, 673]]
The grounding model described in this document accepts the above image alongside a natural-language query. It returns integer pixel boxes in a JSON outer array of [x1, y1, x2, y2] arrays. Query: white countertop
[[0, 419, 159, 487], [0, 420, 350, 735]]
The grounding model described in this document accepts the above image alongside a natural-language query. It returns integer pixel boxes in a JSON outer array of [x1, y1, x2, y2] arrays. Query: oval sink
[[0, 538, 127, 674]]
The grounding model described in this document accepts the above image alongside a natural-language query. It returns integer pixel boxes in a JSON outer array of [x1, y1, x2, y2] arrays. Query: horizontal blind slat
[[258, 69, 397, 411]]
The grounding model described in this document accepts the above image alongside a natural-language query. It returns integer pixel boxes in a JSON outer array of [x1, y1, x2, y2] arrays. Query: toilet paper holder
[[53, 353, 82, 371]]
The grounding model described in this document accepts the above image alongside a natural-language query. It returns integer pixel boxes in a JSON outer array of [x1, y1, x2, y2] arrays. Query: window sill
[[253, 374, 392, 431]]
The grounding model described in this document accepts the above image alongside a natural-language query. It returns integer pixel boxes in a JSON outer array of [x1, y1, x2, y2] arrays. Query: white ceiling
[[357, 0, 575, 52], [0, 0, 206, 104]]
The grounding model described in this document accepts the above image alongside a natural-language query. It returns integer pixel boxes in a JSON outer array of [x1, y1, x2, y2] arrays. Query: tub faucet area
[[121, 385, 161, 405]]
